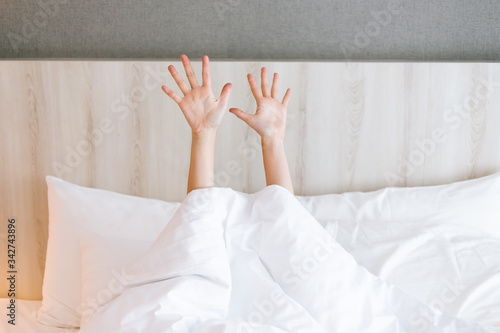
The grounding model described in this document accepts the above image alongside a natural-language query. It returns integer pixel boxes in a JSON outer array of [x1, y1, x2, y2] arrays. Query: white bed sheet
[[0, 298, 79, 333], [79, 185, 498, 332]]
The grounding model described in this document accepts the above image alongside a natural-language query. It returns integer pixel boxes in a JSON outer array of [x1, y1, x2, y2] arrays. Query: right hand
[[229, 67, 291, 142]]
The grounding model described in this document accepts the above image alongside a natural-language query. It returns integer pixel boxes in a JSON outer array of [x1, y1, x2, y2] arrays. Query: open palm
[[162, 54, 232, 134], [230, 67, 291, 141]]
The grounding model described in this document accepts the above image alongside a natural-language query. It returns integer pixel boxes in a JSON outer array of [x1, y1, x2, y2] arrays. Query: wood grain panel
[[1, 61, 500, 300]]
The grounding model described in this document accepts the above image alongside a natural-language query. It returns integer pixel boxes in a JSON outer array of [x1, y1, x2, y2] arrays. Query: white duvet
[[80, 185, 498, 332]]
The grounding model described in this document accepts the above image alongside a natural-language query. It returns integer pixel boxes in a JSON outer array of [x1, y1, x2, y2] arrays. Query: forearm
[[261, 138, 294, 195], [187, 131, 216, 193]]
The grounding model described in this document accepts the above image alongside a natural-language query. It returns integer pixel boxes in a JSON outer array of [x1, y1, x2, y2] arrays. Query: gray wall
[[1, 0, 499, 61]]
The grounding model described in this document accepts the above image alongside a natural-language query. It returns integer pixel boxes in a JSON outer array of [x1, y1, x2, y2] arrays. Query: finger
[[161, 85, 182, 104], [282, 88, 292, 107], [217, 83, 232, 106], [247, 74, 262, 100], [168, 65, 190, 95], [229, 108, 253, 125], [271, 73, 279, 99], [180, 54, 199, 89], [202, 55, 211, 87], [261, 67, 270, 97]]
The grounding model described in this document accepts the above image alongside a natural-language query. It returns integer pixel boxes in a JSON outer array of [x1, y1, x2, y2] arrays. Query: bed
[[1, 61, 500, 331]]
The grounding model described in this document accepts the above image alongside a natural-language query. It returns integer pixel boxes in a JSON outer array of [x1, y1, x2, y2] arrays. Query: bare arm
[[187, 131, 216, 192], [261, 137, 293, 194], [161, 54, 232, 194], [229, 67, 294, 195]]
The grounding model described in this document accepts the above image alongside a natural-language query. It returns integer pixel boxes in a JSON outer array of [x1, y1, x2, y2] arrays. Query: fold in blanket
[[80, 185, 498, 332]]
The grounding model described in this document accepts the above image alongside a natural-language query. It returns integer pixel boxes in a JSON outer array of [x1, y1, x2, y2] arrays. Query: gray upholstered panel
[[1, 0, 500, 60]]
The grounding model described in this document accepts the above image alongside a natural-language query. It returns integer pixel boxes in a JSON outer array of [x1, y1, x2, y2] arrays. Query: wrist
[[261, 135, 284, 148], [192, 129, 217, 141]]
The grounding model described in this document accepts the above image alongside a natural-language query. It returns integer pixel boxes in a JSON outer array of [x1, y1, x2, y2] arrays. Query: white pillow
[[37, 176, 180, 328], [78, 231, 153, 326], [296, 171, 500, 239]]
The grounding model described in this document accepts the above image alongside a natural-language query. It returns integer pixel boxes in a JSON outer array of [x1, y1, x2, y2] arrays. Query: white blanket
[[80, 185, 497, 332]]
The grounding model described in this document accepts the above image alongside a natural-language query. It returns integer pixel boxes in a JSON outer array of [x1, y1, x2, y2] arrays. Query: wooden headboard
[[1, 61, 499, 300]]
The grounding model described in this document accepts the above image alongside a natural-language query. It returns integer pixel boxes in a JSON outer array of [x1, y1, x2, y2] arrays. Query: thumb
[[229, 108, 253, 125]]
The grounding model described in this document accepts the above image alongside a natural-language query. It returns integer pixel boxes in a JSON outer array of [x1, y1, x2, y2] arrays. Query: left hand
[[229, 67, 291, 142], [161, 54, 232, 135]]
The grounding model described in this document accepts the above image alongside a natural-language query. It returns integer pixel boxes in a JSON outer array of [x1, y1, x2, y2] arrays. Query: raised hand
[[230, 67, 294, 195], [162, 54, 232, 135], [229, 67, 291, 142]]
